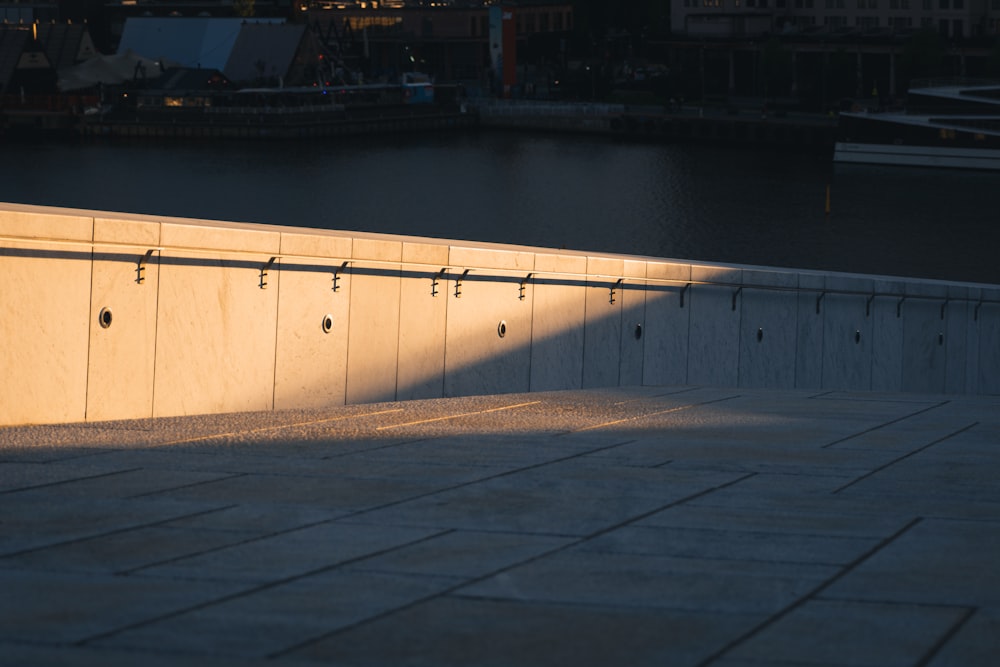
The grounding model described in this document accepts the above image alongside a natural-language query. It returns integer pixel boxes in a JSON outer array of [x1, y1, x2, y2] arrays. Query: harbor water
[[3, 130, 997, 285]]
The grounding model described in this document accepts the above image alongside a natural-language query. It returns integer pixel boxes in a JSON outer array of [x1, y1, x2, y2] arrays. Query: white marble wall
[[529, 253, 587, 392], [86, 217, 161, 421], [687, 265, 742, 387], [641, 261, 691, 387], [0, 209, 92, 425], [582, 256, 625, 389], [821, 275, 873, 391], [738, 269, 798, 389], [2, 202, 998, 427]]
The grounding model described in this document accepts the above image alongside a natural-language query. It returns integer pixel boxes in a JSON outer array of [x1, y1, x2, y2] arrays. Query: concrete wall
[[2, 202, 998, 427]]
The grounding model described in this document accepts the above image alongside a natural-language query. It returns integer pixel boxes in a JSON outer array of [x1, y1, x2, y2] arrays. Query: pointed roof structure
[[36, 21, 99, 70], [0, 26, 30, 93], [224, 22, 310, 84], [117, 17, 285, 73]]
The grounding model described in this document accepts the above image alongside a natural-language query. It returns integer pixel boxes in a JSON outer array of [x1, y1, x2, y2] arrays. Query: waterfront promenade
[[1, 385, 997, 666]]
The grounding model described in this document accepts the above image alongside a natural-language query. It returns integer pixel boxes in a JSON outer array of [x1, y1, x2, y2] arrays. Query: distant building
[[0, 2, 59, 24], [117, 17, 322, 87], [304, 1, 573, 86], [0, 21, 97, 95], [663, 0, 1000, 108], [670, 0, 1000, 39]]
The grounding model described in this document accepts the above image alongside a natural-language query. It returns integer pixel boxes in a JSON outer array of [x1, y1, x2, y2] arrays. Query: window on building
[[776, 0, 786, 7], [900, 0, 908, 8], [993, 0, 1000, 9], [938, 0, 949, 8], [923, 0, 931, 9], [470, 16, 477, 36], [540, 13, 549, 30], [554, 12, 562, 30], [889, 0, 897, 8], [953, 18, 963, 35], [868, 0, 877, 8], [953, 0, 963, 8]]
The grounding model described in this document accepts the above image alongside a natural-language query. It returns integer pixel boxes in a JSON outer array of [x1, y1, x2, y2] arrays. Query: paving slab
[[0, 386, 998, 666]]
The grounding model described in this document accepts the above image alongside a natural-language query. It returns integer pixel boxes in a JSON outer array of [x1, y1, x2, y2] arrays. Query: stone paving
[[0, 385, 998, 666]]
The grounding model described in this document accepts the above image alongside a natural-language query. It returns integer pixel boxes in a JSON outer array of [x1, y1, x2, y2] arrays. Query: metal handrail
[[3, 235, 998, 316]]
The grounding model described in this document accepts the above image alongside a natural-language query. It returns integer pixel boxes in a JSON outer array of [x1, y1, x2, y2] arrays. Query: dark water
[[3, 131, 998, 284]]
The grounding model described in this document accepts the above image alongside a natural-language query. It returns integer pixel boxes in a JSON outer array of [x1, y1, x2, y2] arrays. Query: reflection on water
[[3, 131, 997, 284]]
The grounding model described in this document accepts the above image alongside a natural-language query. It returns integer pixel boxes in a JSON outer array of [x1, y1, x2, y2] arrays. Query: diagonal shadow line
[[77, 435, 660, 646], [693, 515, 924, 667], [820, 400, 951, 449], [125, 472, 250, 499], [832, 422, 980, 495], [0, 504, 237, 561], [0, 467, 143, 496], [266, 470, 758, 659], [105, 438, 641, 583], [916, 606, 979, 667]]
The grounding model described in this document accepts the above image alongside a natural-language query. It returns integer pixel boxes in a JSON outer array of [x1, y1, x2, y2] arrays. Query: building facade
[[672, 0, 999, 39]]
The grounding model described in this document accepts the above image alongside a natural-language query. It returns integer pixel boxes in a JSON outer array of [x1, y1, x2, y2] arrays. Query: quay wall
[[1, 202, 998, 426], [474, 100, 839, 148]]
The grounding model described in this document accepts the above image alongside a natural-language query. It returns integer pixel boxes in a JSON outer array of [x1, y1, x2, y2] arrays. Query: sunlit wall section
[[443, 246, 534, 398], [86, 216, 160, 422], [528, 252, 587, 392], [396, 241, 450, 402], [345, 237, 403, 405], [0, 209, 92, 425], [151, 221, 281, 418], [273, 232, 353, 411]]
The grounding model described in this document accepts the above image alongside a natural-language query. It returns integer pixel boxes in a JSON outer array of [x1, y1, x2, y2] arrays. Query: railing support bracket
[[519, 273, 533, 301], [332, 261, 349, 292], [260, 257, 276, 289], [455, 269, 470, 298], [610, 278, 623, 305], [136, 249, 155, 284]]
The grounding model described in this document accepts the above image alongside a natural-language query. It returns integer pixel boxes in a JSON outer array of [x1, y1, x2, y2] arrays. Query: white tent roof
[[57, 50, 173, 92]]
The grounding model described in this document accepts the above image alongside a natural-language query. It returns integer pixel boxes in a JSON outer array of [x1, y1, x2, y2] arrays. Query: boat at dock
[[833, 81, 1000, 170]]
